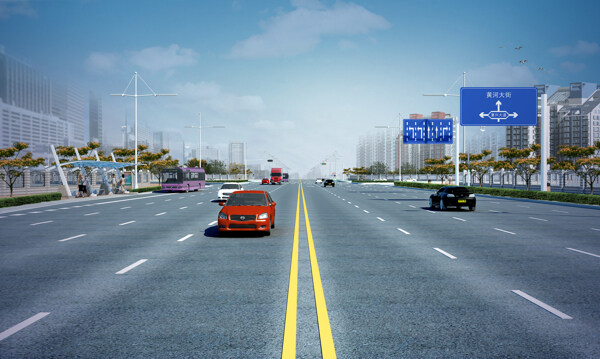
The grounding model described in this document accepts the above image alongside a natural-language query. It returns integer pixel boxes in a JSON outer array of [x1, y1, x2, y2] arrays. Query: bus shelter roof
[[51, 160, 137, 170]]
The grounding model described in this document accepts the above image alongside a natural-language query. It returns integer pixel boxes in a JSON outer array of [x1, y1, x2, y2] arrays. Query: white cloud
[[84, 52, 120, 73], [468, 62, 537, 87], [129, 44, 199, 72], [560, 61, 586, 73], [338, 39, 357, 50], [230, 0, 389, 58], [0, 0, 36, 19], [174, 82, 265, 115], [550, 40, 600, 57], [253, 119, 295, 130]]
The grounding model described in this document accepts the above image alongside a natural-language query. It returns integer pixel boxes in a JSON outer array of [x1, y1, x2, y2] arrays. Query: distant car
[[218, 191, 276, 236], [261, 178, 270, 185], [323, 179, 335, 187], [315, 179, 323, 184], [429, 186, 476, 211], [218, 183, 244, 201], [406, 177, 417, 182]]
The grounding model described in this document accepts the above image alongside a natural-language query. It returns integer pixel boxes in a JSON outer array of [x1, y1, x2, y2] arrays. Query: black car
[[323, 179, 335, 187], [429, 186, 476, 211]]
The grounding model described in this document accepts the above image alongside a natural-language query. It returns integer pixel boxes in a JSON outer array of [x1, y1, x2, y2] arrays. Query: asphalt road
[[0, 181, 599, 358]]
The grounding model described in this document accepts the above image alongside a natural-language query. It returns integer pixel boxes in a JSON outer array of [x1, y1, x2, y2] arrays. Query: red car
[[261, 178, 270, 185], [218, 191, 276, 236]]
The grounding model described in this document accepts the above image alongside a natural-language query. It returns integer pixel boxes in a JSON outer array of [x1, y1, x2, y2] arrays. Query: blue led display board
[[403, 119, 453, 144], [460, 87, 538, 126]]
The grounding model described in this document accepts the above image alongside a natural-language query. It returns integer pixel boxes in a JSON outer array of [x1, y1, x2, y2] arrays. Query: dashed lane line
[[494, 228, 516, 235], [552, 210, 568, 214], [376, 217, 385, 222], [116, 259, 148, 275], [452, 217, 466, 222], [180, 206, 188, 209], [155, 212, 167, 216], [425, 210, 436, 214], [363, 210, 369, 214], [146, 202, 154, 205], [119, 220, 135, 226], [11, 213, 26, 216], [30, 220, 53, 226], [397, 228, 410, 235], [529, 217, 548, 222], [0, 312, 50, 341], [511, 290, 572, 319], [59, 234, 86, 242], [434, 248, 457, 259], [208, 220, 217, 226], [84, 212, 99, 216], [591, 228, 600, 232], [178, 234, 194, 242], [120, 206, 131, 210], [197, 202, 204, 205], [408, 205, 416, 208], [566, 247, 600, 258]]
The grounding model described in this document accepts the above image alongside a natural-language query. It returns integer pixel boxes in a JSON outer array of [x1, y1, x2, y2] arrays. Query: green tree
[[497, 144, 554, 191], [206, 159, 226, 175], [0, 142, 45, 197], [553, 142, 600, 194], [423, 156, 453, 183], [138, 148, 179, 184], [369, 161, 388, 179], [185, 158, 200, 168], [468, 150, 493, 187]]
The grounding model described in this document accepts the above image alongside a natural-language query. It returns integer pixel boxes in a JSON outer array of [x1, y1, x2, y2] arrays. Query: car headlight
[[469, 193, 475, 197], [258, 212, 269, 220], [218, 212, 227, 219]]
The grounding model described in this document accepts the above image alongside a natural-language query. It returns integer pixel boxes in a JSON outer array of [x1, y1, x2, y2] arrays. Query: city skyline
[[1, 0, 599, 175]]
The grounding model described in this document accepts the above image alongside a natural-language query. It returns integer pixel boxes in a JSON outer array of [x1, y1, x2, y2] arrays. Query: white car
[[218, 183, 244, 201], [315, 179, 323, 184]]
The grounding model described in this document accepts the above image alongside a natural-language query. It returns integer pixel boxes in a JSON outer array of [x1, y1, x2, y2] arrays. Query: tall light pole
[[423, 71, 466, 185], [111, 72, 177, 189], [375, 113, 402, 181], [184, 113, 225, 168]]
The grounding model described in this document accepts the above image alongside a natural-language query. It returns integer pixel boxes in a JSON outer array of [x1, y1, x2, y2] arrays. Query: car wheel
[[271, 219, 275, 229], [440, 199, 447, 211], [429, 197, 434, 209], [469, 204, 476, 211], [264, 230, 271, 236]]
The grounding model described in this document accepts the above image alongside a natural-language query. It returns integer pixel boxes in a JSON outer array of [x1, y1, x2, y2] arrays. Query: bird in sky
[[519, 59, 528, 64], [537, 67, 545, 71], [515, 46, 523, 50]]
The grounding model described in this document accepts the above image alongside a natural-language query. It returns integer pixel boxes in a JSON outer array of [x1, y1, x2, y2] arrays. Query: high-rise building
[[89, 92, 102, 143], [229, 141, 245, 165]]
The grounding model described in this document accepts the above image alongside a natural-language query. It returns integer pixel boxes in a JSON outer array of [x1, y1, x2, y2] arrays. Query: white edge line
[[511, 290, 572, 319], [452, 217, 466, 222], [116, 259, 148, 274], [363, 210, 369, 213], [397, 228, 410, 235], [155, 212, 167, 216], [434, 247, 457, 259], [528, 217, 548, 222], [119, 220, 135, 226], [494, 228, 516, 235], [376, 217, 385, 221], [566, 247, 600, 258], [178, 234, 194, 242], [30, 220, 53, 226], [0, 312, 50, 341], [120, 206, 131, 210], [59, 234, 86, 242]]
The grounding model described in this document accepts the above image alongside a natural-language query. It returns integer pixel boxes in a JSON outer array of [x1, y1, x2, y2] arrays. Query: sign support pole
[[455, 117, 460, 186], [540, 94, 548, 191]]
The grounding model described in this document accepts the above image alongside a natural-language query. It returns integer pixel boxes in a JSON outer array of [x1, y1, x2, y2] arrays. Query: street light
[[423, 71, 466, 185], [184, 113, 225, 168], [375, 114, 402, 181], [111, 72, 177, 189]]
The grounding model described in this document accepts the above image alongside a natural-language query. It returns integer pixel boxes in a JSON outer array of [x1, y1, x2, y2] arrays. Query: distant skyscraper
[[229, 141, 245, 165], [89, 91, 102, 143]]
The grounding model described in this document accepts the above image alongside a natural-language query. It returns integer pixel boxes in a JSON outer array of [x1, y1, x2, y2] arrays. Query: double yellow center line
[[282, 182, 336, 359]]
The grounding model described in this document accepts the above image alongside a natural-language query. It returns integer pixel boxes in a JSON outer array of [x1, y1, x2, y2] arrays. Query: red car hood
[[221, 205, 269, 216]]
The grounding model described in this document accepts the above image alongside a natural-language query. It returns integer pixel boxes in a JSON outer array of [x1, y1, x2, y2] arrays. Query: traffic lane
[[301, 184, 586, 357], [0, 182, 300, 357], [323, 185, 600, 353]]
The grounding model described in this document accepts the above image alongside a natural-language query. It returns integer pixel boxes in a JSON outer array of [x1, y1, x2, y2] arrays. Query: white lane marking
[[119, 220, 135, 226], [591, 228, 600, 232], [566, 247, 600, 258], [489, 210, 501, 213], [84, 212, 99, 216], [408, 205, 416, 208], [552, 210, 568, 214], [518, 205, 530, 208], [191, 195, 196, 197], [28, 211, 42, 214], [452, 217, 466, 222], [0, 312, 50, 341], [179, 206, 188, 210], [511, 290, 572, 319], [494, 228, 516, 235], [178, 234, 194, 242], [208, 220, 217, 226], [155, 212, 167, 216], [179, 197, 184, 199], [354, 205, 359, 208], [341, 198, 345, 201], [347, 201, 352, 204], [397, 228, 410, 235], [59, 207, 70, 210], [11, 213, 26, 216], [434, 248, 457, 259], [197, 202, 204, 205], [395, 201, 402, 204], [44, 209, 56, 212], [59, 234, 86, 242], [376, 217, 385, 222], [529, 217, 548, 222], [30, 220, 53, 226], [165, 199, 172, 202], [73, 205, 83, 208], [0, 216, 5, 218], [146, 202, 154, 205], [120, 206, 131, 210], [83, 204, 93, 207], [425, 210, 436, 214], [363, 210, 369, 214], [116, 259, 148, 274]]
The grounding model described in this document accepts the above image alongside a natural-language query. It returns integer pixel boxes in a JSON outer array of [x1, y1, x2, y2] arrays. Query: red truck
[[270, 167, 283, 185]]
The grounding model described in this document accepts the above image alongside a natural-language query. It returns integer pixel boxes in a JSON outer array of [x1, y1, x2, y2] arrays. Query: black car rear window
[[226, 193, 268, 206], [448, 187, 470, 194]]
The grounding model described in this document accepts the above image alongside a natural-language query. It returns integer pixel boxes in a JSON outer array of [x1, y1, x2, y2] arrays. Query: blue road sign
[[460, 87, 538, 126], [403, 119, 453, 144]]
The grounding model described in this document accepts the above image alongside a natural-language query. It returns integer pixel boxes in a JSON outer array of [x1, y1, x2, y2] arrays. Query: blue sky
[[1, 0, 599, 175]]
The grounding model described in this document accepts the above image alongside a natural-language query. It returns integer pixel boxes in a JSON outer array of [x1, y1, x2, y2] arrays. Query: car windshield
[[221, 184, 240, 189], [226, 193, 268, 206]]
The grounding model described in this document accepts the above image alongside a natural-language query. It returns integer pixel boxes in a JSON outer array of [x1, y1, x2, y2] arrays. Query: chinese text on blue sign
[[460, 87, 538, 126]]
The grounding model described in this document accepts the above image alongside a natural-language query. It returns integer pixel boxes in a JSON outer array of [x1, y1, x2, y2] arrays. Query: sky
[[1, 0, 599, 176]]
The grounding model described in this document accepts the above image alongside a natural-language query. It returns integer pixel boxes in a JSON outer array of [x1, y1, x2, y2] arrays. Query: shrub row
[[0, 192, 62, 208], [394, 182, 600, 206], [129, 186, 161, 193]]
